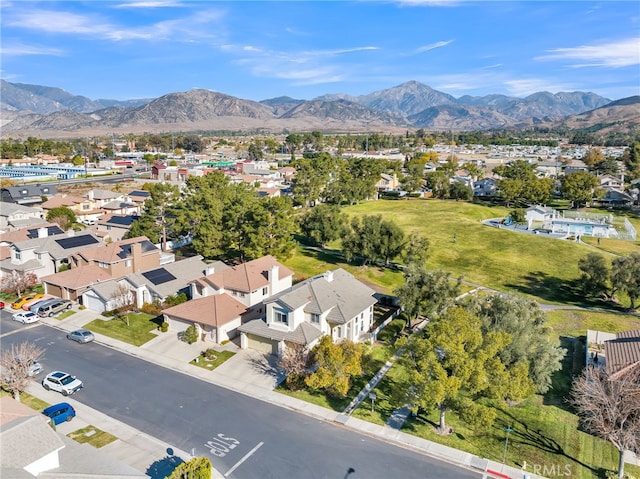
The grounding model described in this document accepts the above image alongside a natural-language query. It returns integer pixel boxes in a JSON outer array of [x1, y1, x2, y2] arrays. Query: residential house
[[96, 214, 140, 242], [525, 205, 556, 227], [598, 175, 624, 190], [162, 256, 293, 344], [473, 177, 498, 198], [128, 190, 150, 207], [41, 236, 160, 301], [1, 184, 57, 205], [586, 328, 640, 380], [41, 194, 92, 220], [238, 268, 377, 356], [278, 166, 296, 182], [596, 188, 634, 208], [0, 223, 65, 245], [0, 203, 44, 232], [0, 397, 147, 478], [0, 230, 103, 280], [375, 173, 399, 192], [82, 255, 209, 312]]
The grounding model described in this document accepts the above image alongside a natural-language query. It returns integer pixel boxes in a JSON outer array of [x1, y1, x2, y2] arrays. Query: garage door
[[247, 334, 278, 355], [83, 292, 106, 312]]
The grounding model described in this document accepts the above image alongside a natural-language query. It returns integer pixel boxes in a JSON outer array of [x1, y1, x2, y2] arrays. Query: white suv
[[42, 371, 83, 396]]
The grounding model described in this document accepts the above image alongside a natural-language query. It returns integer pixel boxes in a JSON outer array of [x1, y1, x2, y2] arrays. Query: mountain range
[[1, 79, 637, 137]]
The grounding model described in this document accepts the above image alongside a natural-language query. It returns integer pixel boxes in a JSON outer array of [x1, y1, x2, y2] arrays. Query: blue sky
[[2, 1, 639, 102]]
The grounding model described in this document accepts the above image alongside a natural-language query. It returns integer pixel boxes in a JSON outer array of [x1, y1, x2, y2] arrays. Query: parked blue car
[[42, 402, 76, 425]]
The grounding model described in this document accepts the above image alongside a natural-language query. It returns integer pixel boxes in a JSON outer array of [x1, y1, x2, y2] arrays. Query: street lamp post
[[502, 425, 514, 464]]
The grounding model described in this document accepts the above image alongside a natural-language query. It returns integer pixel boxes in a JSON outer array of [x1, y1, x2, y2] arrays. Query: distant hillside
[[1, 79, 634, 137]]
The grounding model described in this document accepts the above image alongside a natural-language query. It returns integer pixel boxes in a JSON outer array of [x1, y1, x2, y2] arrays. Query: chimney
[[131, 242, 143, 272], [37, 227, 48, 238], [324, 270, 334, 283], [268, 265, 279, 284], [204, 264, 216, 276], [87, 190, 94, 200], [66, 229, 75, 237]]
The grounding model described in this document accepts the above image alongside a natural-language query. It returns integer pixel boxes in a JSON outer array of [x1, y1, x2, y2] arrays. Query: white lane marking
[[224, 441, 264, 478]]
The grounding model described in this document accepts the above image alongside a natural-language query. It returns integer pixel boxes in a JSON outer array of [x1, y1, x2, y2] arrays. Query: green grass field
[[545, 309, 640, 338], [84, 313, 160, 346]]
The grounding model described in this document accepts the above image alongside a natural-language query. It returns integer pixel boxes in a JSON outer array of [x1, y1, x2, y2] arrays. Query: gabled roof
[[98, 214, 139, 227], [0, 397, 64, 472], [0, 203, 43, 218], [41, 264, 114, 288], [73, 236, 157, 264], [0, 223, 64, 244], [14, 231, 104, 260], [1, 184, 57, 202], [124, 255, 209, 298], [41, 194, 86, 209], [195, 255, 292, 293], [163, 293, 246, 328], [101, 200, 136, 210], [86, 189, 121, 200], [266, 268, 377, 324], [238, 318, 323, 345]]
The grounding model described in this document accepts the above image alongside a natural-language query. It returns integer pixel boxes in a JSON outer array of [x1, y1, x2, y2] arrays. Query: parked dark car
[[42, 402, 76, 425]]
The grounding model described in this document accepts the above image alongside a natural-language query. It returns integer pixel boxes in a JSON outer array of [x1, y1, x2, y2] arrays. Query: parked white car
[[12, 311, 39, 324], [42, 371, 83, 396]]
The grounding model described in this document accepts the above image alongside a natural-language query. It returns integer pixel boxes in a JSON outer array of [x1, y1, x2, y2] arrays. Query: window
[[335, 327, 342, 338], [311, 313, 320, 324], [262, 287, 268, 295], [15, 251, 21, 260], [274, 310, 288, 325], [125, 259, 131, 267]]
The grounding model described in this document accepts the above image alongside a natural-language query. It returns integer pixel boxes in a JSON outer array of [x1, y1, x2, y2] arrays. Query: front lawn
[[190, 350, 236, 370], [68, 425, 117, 448], [57, 310, 76, 320], [0, 387, 50, 411], [84, 313, 160, 346]]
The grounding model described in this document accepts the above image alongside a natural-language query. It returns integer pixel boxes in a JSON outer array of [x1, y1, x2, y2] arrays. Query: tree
[[570, 364, 640, 478], [1, 341, 45, 401], [583, 147, 604, 169], [464, 294, 563, 394], [397, 307, 515, 433], [71, 154, 85, 166], [578, 253, 610, 300], [110, 283, 134, 326], [401, 155, 427, 193], [395, 264, 461, 329], [127, 182, 181, 250], [277, 343, 310, 390], [46, 206, 77, 230], [299, 204, 347, 247], [510, 208, 526, 224], [1, 270, 38, 297], [402, 232, 430, 267], [342, 215, 404, 266], [622, 141, 640, 179], [183, 325, 199, 344], [305, 336, 364, 398], [560, 170, 599, 208], [611, 252, 640, 310], [167, 456, 212, 479], [448, 181, 472, 201], [243, 196, 296, 260]]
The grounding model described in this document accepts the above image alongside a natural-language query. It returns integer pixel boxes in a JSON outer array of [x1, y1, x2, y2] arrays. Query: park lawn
[[546, 309, 640, 338], [68, 426, 117, 448], [340, 199, 633, 305], [84, 313, 159, 346], [581, 236, 640, 256]]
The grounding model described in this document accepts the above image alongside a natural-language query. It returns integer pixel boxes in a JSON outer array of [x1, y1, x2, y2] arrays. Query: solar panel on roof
[[108, 216, 138, 226], [142, 268, 176, 285], [130, 190, 150, 197], [55, 235, 100, 249], [27, 225, 64, 239]]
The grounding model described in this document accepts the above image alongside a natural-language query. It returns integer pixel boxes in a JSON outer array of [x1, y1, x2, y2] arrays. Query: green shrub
[[203, 348, 217, 360], [158, 322, 169, 333], [167, 456, 211, 479], [183, 325, 198, 344], [141, 302, 162, 315], [164, 292, 188, 308], [78, 305, 86, 310]]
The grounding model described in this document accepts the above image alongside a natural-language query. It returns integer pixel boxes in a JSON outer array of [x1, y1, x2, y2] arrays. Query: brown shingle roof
[[199, 255, 292, 293], [163, 294, 246, 328], [605, 328, 640, 376], [73, 236, 155, 263], [41, 195, 85, 209], [41, 264, 114, 289]]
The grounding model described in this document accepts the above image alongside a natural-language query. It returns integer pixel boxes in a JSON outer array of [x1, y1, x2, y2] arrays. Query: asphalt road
[[1, 318, 480, 479]]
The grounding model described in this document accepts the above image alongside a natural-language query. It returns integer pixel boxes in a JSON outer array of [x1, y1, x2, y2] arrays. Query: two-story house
[[40, 236, 160, 302], [0, 229, 103, 280], [238, 268, 377, 356], [0, 203, 45, 232], [162, 256, 292, 344]]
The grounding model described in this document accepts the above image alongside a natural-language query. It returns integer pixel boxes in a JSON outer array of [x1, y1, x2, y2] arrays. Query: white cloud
[[0, 42, 64, 56], [415, 40, 453, 53], [114, 1, 186, 8], [537, 37, 640, 68], [504, 79, 574, 97]]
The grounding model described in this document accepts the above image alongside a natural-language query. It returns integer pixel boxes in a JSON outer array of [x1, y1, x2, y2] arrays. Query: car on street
[[12, 293, 44, 310], [0, 301, 4, 309], [42, 402, 76, 425], [67, 329, 95, 344], [42, 371, 83, 396], [12, 311, 39, 324], [37, 299, 72, 317], [13, 356, 44, 377]]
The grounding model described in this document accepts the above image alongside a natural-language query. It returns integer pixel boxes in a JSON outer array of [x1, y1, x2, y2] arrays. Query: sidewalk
[[36, 308, 547, 479]]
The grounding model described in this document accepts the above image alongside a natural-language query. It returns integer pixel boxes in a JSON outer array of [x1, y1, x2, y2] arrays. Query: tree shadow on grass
[[506, 271, 585, 306], [542, 336, 578, 412], [496, 409, 601, 476]]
